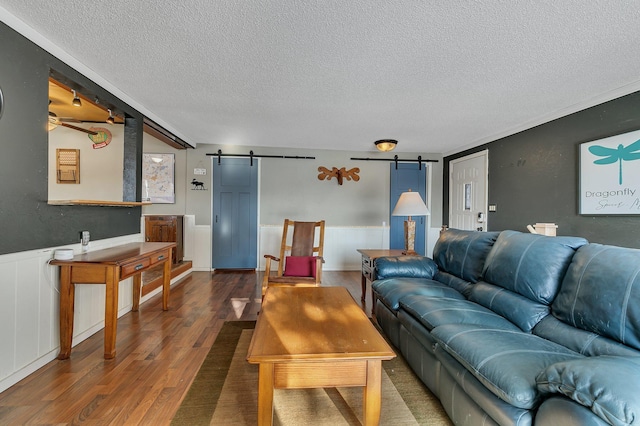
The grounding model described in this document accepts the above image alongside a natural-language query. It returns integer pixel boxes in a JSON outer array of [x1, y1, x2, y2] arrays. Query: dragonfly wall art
[[588, 139, 640, 185]]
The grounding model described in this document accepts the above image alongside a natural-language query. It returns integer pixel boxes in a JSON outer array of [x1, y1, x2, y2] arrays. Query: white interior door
[[449, 150, 488, 231]]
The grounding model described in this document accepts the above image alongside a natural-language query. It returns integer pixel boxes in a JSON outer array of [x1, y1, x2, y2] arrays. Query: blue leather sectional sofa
[[372, 229, 640, 426]]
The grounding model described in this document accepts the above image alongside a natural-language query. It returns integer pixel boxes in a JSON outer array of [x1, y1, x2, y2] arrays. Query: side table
[[356, 249, 405, 304]]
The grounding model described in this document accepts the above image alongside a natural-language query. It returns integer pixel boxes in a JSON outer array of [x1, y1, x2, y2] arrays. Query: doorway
[[211, 157, 259, 269], [449, 150, 488, 231], [390, 163, 428, 255]]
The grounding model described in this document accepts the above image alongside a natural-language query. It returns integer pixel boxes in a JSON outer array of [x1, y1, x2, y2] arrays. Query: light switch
[[488, 204, 497, 212]]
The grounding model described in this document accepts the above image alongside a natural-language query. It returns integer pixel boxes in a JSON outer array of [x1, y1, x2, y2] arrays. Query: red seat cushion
[[283, 256, 317, 278]]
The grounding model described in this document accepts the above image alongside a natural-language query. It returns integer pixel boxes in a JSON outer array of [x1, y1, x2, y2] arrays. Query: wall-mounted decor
[[580, 129, 640, 215], [191, 178, 206, 190], [88, 127, 112, 149], [143, 153, 175, 203], [317, 166, 360, 185], [56, 148, 80, 184]]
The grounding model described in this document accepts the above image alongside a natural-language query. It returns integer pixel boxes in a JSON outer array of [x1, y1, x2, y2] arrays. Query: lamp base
[[402, 249, 418, 256], [403, 219, 417, 255]]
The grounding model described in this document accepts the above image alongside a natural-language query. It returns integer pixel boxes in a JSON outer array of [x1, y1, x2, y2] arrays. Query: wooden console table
[[51, 242, 175, 360]]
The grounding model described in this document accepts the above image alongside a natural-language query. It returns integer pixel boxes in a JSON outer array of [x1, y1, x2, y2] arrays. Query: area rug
[[171, 321, 451, 425]]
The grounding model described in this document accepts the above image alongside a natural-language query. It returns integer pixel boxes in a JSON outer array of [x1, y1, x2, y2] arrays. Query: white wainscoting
[[1, 222, 440, 392], [183, 215, 212, 272], [259, 225, 392, 271], [0, 234, 189, 393], [185, 222, 440, 271]]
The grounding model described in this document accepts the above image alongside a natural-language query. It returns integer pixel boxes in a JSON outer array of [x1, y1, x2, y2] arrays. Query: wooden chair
[[262, 219, 325, 297]]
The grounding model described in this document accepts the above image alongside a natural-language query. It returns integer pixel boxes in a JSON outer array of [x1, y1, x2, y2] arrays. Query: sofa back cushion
[[432, 229, 500, 283], [468, 230, 587, 331], [482, 230, 588, 305], [552, 243, 640, 351]]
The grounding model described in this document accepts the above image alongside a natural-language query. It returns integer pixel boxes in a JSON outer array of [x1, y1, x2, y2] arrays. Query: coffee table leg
[[363, 360, 383, 426], [257, 363, 275, 426]]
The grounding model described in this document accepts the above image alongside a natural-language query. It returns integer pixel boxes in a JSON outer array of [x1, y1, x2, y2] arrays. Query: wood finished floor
[[0, 270, 368, 425]]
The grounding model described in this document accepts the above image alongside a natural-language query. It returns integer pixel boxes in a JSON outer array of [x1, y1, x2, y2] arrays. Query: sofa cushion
[[433, 270, 476, 298], [436, 345, 535, 426], [533, 315, 640, 357], [469, 282, 551, 332], [372, 278, 464, 312], [536, 356, 640, 426], [432, 229, 500, 283], [374, 256, 438, 280], [399, 294, 521, 332], [552, 243, 640, 351], [536, 396, 610, 426], [432, 324, 582, 409], [482, 230, 588, 305]]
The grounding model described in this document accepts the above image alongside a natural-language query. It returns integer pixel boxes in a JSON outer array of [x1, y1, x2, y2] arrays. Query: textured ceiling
[[2, 1, 640, 154]]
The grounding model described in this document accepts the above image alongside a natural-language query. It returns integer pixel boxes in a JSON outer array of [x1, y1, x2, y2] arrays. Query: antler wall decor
[[317, 166, 360, 185]]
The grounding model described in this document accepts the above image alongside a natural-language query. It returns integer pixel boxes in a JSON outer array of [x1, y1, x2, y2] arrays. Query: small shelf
[[48, 200, 152, 207]]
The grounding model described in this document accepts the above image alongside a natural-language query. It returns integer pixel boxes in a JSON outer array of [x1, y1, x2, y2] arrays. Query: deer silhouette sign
[[588, 139, 640, 185]]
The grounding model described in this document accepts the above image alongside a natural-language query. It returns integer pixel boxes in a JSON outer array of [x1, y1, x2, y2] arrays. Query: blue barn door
[[390, 163, 427, 255], [212, 158, 258, 269]]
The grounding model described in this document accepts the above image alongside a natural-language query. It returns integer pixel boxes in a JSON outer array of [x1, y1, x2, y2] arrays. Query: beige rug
[[172, 321, 450, 425]]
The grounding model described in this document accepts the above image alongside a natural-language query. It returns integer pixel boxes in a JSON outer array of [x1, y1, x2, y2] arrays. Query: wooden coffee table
[[247, 286, 396, 425]]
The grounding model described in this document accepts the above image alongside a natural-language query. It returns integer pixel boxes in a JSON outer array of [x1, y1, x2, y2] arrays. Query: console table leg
[[132, 273, 141, 312], [103, 267, 120, 359], [162, 257, 171, 311], [57, 266, 74, 360]]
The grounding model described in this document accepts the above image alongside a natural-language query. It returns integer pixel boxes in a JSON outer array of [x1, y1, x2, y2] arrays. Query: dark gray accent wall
[[0, 22, 143, 255], [444, 91, 640, 248], [123, 116, 143, 202]]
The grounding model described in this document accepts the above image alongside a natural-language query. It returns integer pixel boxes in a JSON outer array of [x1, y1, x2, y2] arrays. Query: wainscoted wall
[[0, 234, 189, 393], [183, 215, 441, 271], [1, 220, 437, 392]]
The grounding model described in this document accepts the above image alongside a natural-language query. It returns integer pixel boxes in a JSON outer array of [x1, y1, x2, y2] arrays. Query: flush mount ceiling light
[[375, 139, 398, 152], [106, 109, 115, 124], [71, 90, 82, 107]]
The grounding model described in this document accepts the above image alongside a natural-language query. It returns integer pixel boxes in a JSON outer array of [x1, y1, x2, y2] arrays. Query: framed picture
[[143, 153, 175, 203], [579, 129, 640, 215]]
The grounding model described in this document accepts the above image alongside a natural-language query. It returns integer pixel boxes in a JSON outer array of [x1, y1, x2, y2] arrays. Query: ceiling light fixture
[[106, 109, 115, 125], [71, 90, 82, 107], [375, 139, 397, 152]]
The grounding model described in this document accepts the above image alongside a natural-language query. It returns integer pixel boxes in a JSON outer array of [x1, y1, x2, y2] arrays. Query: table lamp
[[392, 190, 430, 255]]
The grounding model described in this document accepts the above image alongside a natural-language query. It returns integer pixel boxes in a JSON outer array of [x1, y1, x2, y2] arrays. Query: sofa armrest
[[536, 355, 640, 426], [374, 256, 438, 280]]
